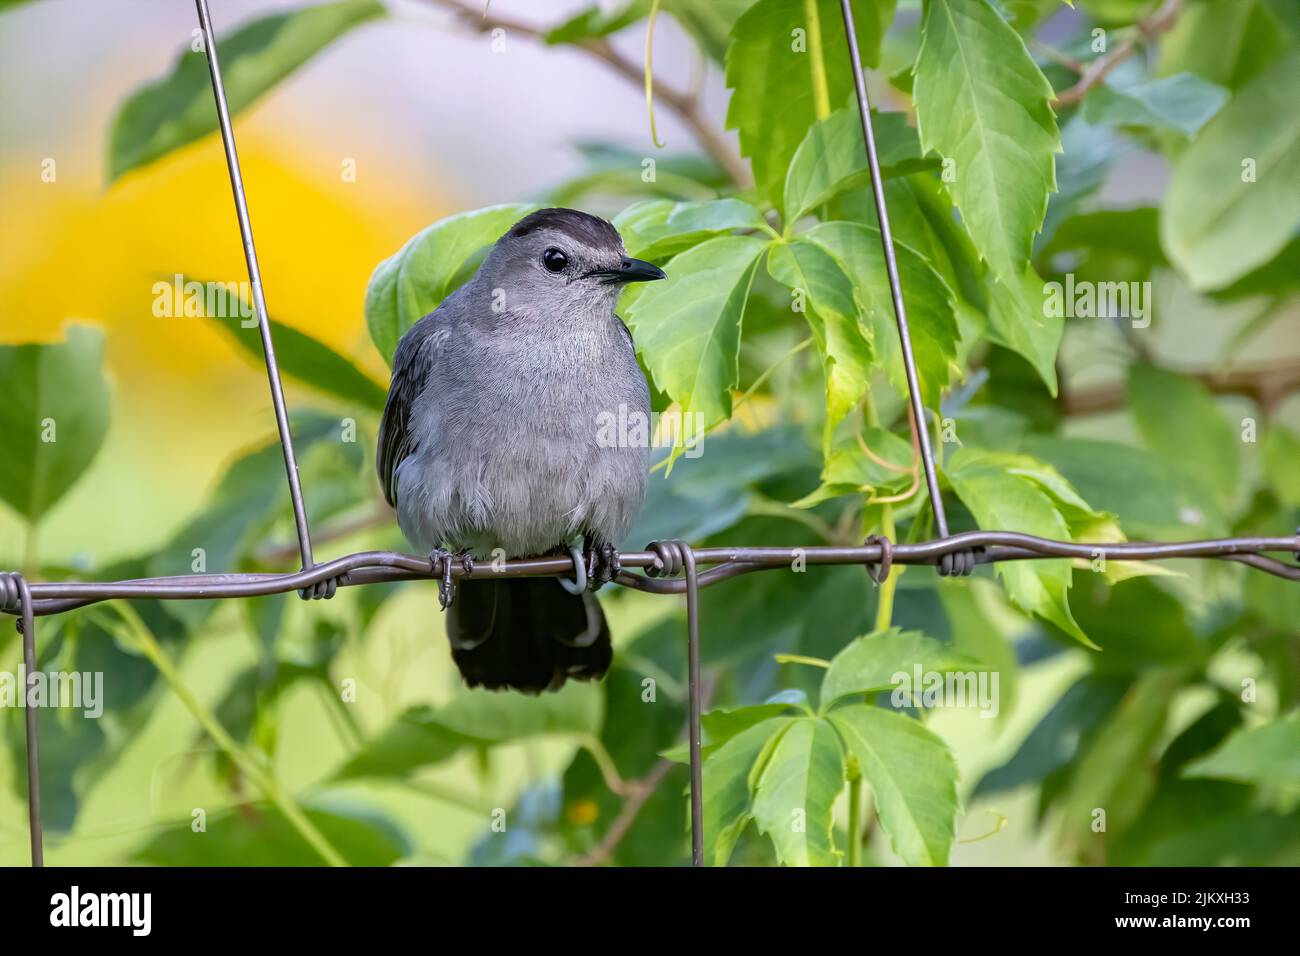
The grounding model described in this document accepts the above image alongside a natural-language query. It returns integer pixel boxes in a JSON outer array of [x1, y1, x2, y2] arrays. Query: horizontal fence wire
[[3, 533, 1299, 618], [3, 0, 1297, 869]]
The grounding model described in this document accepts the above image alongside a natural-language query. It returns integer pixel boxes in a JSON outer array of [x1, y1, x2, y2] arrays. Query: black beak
[[588, 257, 667, 284]]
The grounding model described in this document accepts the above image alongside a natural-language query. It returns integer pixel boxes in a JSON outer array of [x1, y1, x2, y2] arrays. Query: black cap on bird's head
[[488, 208, 666, 296]]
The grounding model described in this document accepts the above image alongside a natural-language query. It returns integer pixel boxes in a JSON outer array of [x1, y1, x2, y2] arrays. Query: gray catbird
[[377, 208, 665, 693]]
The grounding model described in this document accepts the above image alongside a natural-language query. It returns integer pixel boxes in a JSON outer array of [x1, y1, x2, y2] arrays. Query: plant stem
[[873, 504, 898, 631], [863, 392, 900, 630], [847, 770, 862, 867], [804, 0, 832, 121], [108, 605, 349, 867]]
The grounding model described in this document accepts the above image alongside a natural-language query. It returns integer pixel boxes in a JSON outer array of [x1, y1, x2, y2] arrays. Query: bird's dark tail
[[445, 578, 612, 693]]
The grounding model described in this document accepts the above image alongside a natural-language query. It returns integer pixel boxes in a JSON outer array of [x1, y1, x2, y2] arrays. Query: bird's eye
[[542, 248, 568, 273]]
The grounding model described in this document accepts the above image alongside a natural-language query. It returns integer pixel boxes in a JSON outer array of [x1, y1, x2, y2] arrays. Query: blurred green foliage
[[2, 0, 1298, 867]]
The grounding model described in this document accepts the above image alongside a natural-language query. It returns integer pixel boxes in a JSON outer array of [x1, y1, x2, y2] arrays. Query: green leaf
[[365, 203, 539, 363], [0, 325, 110, 523], [1024, 435, 1222, 538], [1127, 365, 1239, 512], [1039, 206, 1166, 287], [623, 234, 769, 427], [703, 702, 803, 749], [1161, 51, 1300, 291], [944, 447, 1090, 645], [802, 221, 958, 409], [144, 414, 343, 626], [725, 0, 897, 206], [664, 0, 760, 62], [1184, 714, 1300, 788], [107, 0, 385, 183], [784, 107, 933, 223], [1082, 73, 1228, 138], [820, 628, 981, 710], [701, 716, 795, 866], [180, 276, 387, 412], [1263, 426, 1300, 508], [975, 673, 1128, 796], [337, 682, 603, 779], [1158, 0, 1296, 93], [751, 718, 844, 866], [544, 0, 651, 44], [135, 800, 410, 866], [913, 0, 1059, 283], [1058, 671, 1180, 859], [984, 264, 1063, 394], [767, 239, 874, 449], [1070, 576, 1204, 672], [830, 704, 958, 866], [791, 426, 914, 507], [615, 198, 770, 261]]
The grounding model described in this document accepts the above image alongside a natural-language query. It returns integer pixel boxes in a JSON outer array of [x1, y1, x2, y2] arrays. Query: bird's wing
[[377, 327, 435, 508]]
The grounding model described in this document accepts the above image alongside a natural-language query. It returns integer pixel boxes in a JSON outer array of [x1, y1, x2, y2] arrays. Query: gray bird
[[377, 208, 664, 693]]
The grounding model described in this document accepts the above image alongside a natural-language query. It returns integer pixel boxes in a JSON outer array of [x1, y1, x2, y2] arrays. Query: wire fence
[[3, 0, 1297, 869]]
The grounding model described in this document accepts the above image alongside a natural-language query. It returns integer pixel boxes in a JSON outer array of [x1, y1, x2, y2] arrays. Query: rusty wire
[[2, 0, 1297, 870]]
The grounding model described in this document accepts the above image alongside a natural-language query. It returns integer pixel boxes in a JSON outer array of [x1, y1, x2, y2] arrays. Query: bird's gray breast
[[394, 307, 650, 557]]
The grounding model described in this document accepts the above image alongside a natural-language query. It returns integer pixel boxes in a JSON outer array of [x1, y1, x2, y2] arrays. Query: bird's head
[[478, 207, 665, 316]]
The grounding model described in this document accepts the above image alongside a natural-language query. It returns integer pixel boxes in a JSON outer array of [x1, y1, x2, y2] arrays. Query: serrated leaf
[[1161, 51, 1300, 291], [751, 718, 844, 866], [791, 426, 914, 508], [784, 107, 933, 223], [365, 203, 539, 363], [725, 0, 897, 207], [944, 447, 1090, 645], [0, 325, 110, 523], [802, 221, 958, 409], [107, 0, 384, 183], [830, 704, 958, 866], [767, 239, 874, 450], [1127, 365, 1239, 512], [820, 628, 982, 710], [1083, 72, 1228, 138], [701, 716, 796, 866], [623, 234, 769, 427], [1184, 714, 1300, 788], [616, 198, 768, 262], [985, 259, 1062, 396], [913, 0, 1059, 283]]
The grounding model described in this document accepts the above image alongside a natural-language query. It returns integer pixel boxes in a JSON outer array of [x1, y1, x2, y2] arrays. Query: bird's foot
[[584, 538, 621, 592], [299, 572, 349, 601], [429, 548, 474, 610]]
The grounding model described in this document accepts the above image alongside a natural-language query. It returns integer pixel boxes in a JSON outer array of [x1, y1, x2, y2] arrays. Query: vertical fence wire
[[15, 575, 43, 867], [4, 0, 1294, 872], [194, 0, 316, 574], [838, 0, 952, 543]]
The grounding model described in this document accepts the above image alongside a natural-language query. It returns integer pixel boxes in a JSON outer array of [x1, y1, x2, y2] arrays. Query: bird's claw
[[430, 549, 473, 609], [584, 540, 620, 592]]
